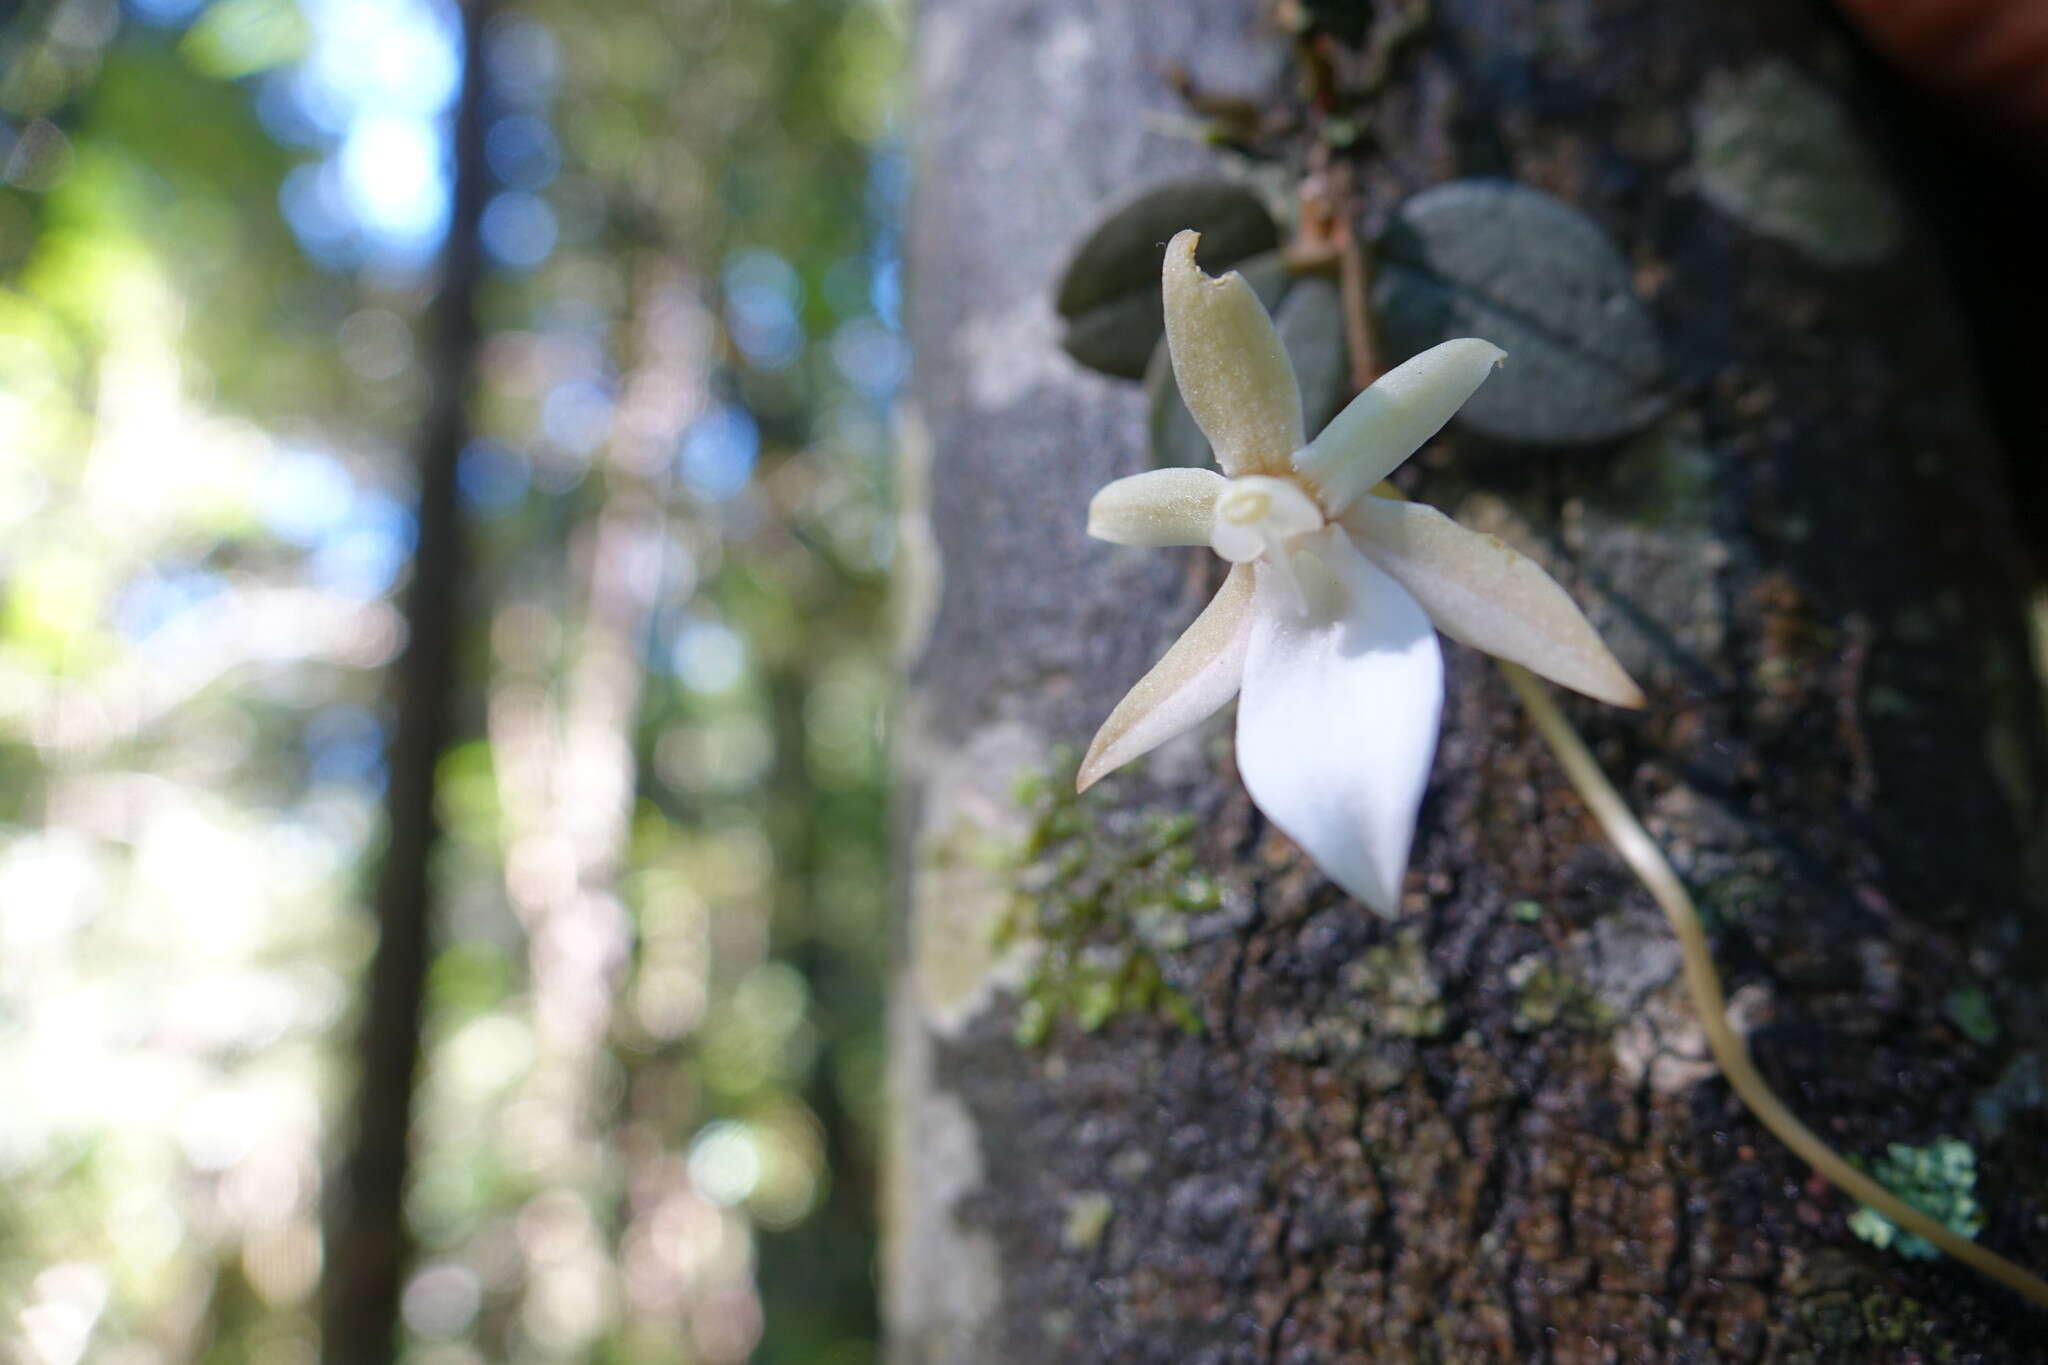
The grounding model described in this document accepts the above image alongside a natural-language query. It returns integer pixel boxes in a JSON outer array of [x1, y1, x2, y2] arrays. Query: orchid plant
[[1071, 228, 2048, 1309], [1080, 229, 1641, 915]]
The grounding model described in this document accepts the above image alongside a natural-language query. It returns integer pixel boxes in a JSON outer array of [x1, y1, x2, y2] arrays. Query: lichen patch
[[892, 401, 942, 666], [1059, 1191, 1114, 1252], [909, 720, 1049, 1036], [1613, 978, 1770, 1094], [883, 991, 1002, 1362], [959, 295, 1066, 411]]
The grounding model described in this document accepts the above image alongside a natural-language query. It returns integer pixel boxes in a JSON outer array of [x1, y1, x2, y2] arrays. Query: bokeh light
[[1, 1, 902, 1362]]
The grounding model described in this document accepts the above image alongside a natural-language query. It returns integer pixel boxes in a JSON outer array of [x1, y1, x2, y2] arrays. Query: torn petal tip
[[1447, 336, 1507, 370]]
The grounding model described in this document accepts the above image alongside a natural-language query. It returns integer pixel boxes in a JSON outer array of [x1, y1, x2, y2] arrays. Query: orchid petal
[[1086, 468, 1225, 546], [1342, 497, 1645, 708], [1162, 230, 1301, 478], [1237, 532, 1442, 916], [1293, 339, 1504, 512], [1078, 564, 1255, 792]]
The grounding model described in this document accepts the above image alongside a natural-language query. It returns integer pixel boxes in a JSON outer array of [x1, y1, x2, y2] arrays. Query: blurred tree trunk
[[319, 2, 493, 1360], [891, 2, 2048, 1362]]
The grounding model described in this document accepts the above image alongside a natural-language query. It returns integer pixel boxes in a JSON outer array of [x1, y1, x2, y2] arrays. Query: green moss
[[999, 750, 1210, 1045], [1973, 1051, 2043, 1139], [1696, 872, 1772, 933], [1796, 1289, 1949, 1358], [1509, 899, 1543, 923], [1944, 986, 1997, 1046], [1846, 1137, 1982, 1261], [1341, 927, 1444, 1037], [1609, 421, 1718, 527], [1860, 1293, 1937, 1349], [1506, 953, 1612, 1033]]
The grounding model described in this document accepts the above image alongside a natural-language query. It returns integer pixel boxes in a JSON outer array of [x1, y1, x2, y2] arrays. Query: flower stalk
[[1503, 660, 2048, 1310]]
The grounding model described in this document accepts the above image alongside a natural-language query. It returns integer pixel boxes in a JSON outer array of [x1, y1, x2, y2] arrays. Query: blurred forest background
[[0, 0, 901, 1361]]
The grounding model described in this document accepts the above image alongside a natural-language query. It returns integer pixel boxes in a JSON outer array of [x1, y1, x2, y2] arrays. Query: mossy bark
[[892, 1, 2048, 1361]]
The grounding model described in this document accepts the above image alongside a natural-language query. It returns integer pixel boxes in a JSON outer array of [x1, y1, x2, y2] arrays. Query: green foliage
[[1848, 1138, 1984, 1261], [0, 1, 902, 1362], [1053, 179, 1278, 379], [177, 0, 310, 78]]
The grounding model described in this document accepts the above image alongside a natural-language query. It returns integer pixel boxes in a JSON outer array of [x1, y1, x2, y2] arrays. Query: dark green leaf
[[1057, 179, 1279, 379], [1275, 273, 1348, 438], [1373, 179, 1665, 445]]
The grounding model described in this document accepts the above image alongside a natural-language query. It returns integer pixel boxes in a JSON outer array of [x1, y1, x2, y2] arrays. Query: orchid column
[[894, 0, 2048, 1359]]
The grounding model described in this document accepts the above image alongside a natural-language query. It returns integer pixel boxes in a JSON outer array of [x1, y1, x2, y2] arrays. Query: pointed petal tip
[[1073, 565, 1257, 797], [1567, 656, 1646, 710], [1558, 657, 1646, 710], [1317, 854, 1405, 917], [1341, 497, 1645, 712], [1577, 679, 1646, 710], [1356, 882, 1404, 919], [1294, 338, 1509, 512], [1076, 716, 1119, 792]]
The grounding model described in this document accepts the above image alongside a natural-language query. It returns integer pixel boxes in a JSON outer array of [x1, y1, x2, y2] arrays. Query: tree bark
[[891, 2, 2048, 1362]]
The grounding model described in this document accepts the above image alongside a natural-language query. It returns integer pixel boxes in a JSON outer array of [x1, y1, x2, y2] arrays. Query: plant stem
[[1500, 660, 2048, 1310]]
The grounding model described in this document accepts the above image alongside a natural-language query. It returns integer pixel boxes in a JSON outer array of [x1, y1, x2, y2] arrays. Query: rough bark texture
[[893, 2, 2048, 1363]]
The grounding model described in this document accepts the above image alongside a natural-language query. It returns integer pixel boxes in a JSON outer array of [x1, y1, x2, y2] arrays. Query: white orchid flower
[[1080, 229, 1643, 916]]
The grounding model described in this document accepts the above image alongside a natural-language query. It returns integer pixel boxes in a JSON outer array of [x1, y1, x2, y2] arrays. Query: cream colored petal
[[1161, 230, 1301, 477], [1086, 468, 1226, 546], [1294, 339, 1504, 512], [1078, 565, 1255, 792], [1342, 496, 1644, 708]]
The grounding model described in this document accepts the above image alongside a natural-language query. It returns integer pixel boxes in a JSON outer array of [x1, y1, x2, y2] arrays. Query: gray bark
[[892, 1, 2048, 1361]]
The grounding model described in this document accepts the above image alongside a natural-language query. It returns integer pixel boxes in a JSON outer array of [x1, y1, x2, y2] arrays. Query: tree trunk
[[320, 2, 492, 1358], [891, 2, 2048, 1362]]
